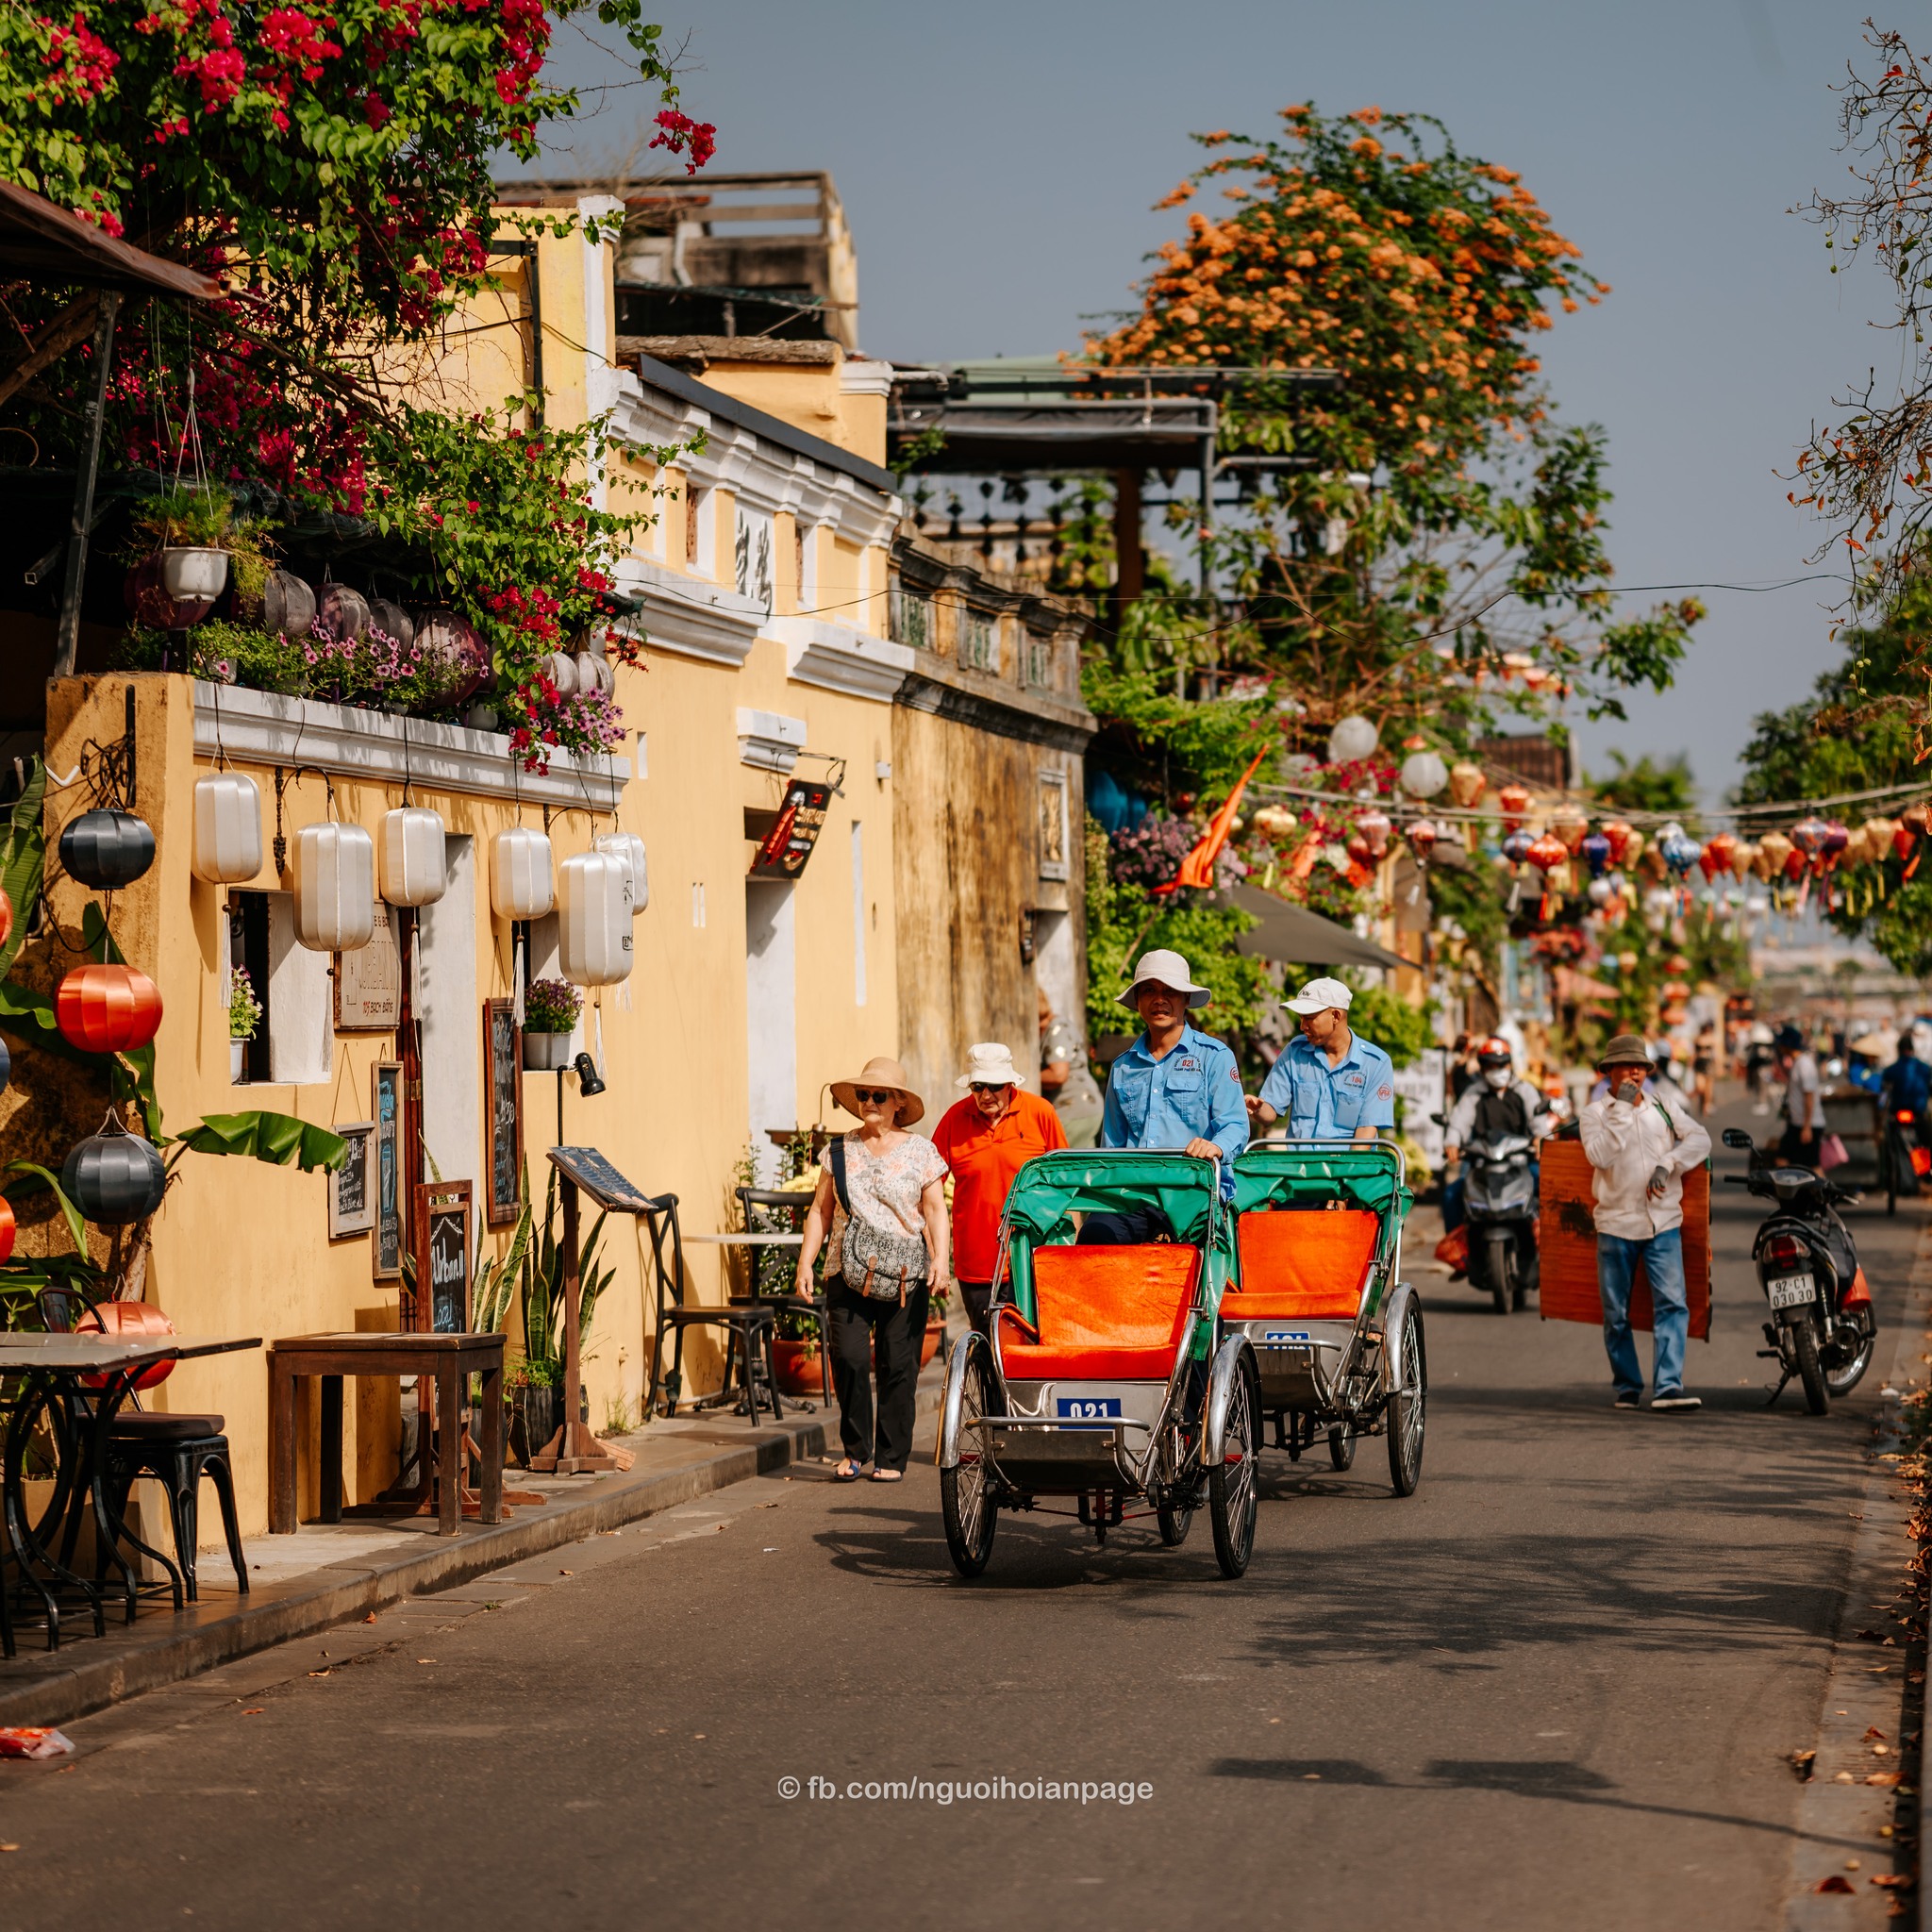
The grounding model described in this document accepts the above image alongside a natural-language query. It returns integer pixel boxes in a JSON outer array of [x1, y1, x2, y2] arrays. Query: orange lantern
[[56, 963, 163, 1055], [1548, 804, 1588, 853], [1701, 832, 1737, 880], [1355, 807, 1392, 859], [77, 1299, 175, 1391], [1601, 820, 1635, 865], [0, 886, 11, 954], [0, 1195, 13, 1264], [1525, 832, 1568, 921], [1758, 829, 1794, 878], [1448, 762, 1486, 810], [1499, 784, 1531, 832]]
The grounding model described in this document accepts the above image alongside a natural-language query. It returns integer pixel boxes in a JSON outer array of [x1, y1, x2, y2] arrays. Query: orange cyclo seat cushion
[[1225, 1208, 1379, 1320], [998, 1243, 1199, 1381]]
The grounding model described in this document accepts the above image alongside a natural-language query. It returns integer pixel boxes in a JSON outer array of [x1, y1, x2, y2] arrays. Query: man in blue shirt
[[1249, 976, 1396, 1141], [1882, 1030, 1932, 1121], [1085, 947, 1248, 1242]]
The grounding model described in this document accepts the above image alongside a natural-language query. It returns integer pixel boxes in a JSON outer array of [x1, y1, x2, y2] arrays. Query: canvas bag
[[826, 1138, 928, 1305]]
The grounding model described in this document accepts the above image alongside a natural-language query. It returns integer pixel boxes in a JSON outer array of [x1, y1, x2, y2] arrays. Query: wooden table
[[268, 1332, 505, 1537]]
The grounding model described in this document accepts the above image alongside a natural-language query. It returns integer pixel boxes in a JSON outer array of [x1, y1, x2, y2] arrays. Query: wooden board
[[1538, 1138, 1711, 1341], [547, 1145, 654, 1215], [483, 999, 522, 1227], [336, 902, 402, 1029], [412, 1179, 472, 1334]]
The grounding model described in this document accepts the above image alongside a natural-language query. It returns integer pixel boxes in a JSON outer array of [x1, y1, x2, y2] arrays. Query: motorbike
[[1462, 1126, 1540, 1315], [1882, 1105, 1930, 1216], [1720, 1126, 1876, 1413]]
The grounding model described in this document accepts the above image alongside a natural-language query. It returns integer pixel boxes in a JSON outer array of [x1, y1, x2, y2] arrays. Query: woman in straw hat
[[931, 1042, 1068, 1339], [795, 1057, 951, 1482]]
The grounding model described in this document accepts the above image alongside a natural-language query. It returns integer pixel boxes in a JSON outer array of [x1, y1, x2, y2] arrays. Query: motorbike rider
[[1442, 1037, 1555, 1171], [1880, 1028, 1932, 1124]]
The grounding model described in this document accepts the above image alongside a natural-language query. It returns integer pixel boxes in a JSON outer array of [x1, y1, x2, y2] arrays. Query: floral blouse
[[828, 1130, 947, 1299]]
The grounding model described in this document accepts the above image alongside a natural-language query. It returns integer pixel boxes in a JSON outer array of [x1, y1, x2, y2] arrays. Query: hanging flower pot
[[318, 582, 371, 644], [1498, 785, 1531, 832], [57, 962, 164, 1054], [1448, 761, 1486, 810], [59, 808, 156, 891], [366, 596, 415, 647], [63, 1118, 166, 1225], [260, 570, 317, 639], [416, 609, 491, 704], [191, 772, 263, 884], [158, 546, 229, 606]]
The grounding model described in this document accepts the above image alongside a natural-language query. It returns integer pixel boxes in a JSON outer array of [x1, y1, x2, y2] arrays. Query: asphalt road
[[3, 1096, 1922, 1931]]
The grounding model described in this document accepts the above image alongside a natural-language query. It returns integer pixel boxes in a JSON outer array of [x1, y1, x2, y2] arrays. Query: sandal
[[832, 1459, 863, 1482], [869, 1468, 904, 1483]]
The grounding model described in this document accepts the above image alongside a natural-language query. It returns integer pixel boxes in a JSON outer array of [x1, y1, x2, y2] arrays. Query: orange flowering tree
[[1085, 105, 1700, 742]]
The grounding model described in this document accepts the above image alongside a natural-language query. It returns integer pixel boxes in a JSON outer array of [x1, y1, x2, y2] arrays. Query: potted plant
[[227, 965, 261, 1081], [133, 484, 236, 606], [921, 1282, 951, 1369], [523, 977, 580, 1069], [506, 1357, 560, 1467]]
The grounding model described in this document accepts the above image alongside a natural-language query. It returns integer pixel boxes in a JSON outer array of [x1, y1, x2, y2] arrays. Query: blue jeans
[[1596, 1229, 1688, 1398]]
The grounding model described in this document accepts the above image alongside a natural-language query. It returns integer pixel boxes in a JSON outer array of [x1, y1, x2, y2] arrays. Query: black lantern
[[59, 808, 156, 891], [63, 1119, 166, 1224]]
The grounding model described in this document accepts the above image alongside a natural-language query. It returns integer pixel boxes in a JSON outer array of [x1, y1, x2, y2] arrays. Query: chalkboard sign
[[747, 777, 832, 880], [483, 999, 522, 1227], [413, 1180, 472, 1334], [372, 1061, 403, 1281], [328, 1122, 375, 1238], [548, 1146, 655, 1215]]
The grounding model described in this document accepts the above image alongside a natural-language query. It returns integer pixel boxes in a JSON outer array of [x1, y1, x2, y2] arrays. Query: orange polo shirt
[[931, 1089, 1068, 1283]]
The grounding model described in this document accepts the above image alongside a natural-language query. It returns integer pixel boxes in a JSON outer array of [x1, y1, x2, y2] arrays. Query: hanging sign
[[411, 1178, 472, 1334], [372, 1060, 404, 1282], [747, 778, 832, 880], [336, 901, 401, 1030]]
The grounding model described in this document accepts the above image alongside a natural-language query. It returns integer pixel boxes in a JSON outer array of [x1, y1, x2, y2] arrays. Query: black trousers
[[958, 1281, 992, 1340], [827, 1281, 930, 1473]]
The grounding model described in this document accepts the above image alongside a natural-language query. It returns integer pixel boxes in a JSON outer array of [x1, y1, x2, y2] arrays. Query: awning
[[0, 180, 220, 297], [1221, 884, 1410, 974]]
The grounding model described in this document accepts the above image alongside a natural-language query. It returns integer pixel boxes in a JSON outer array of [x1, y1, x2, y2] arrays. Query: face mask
[[1483, 1066, 1511, 1090]]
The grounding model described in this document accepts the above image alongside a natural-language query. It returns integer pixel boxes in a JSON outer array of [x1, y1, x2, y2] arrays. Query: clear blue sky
[[536, 0, 1906, 803]]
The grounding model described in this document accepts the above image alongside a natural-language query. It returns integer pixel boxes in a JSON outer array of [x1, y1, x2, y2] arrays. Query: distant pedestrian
[[1774, 1024, 1824, 1166], [1745, 1023, 1774, 1116], [1577, 1034, 1711, 1413], [795, 1058, 951, 1484], [1248, 976, 1395, 1143], [931, 1042, 1067, 1339]]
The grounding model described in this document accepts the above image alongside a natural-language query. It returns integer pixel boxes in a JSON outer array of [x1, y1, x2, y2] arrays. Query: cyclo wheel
[[1327, 1424, 1355, 1472], [1387, 1297, 1427, 1497], [1208, 1352, 1259, 1578], [1793, 1314, 1830, 1417], [940, 1346, 998, 1576], [1156, 1417, 1194, 1544], [1157, 1495, 1194, 1545]]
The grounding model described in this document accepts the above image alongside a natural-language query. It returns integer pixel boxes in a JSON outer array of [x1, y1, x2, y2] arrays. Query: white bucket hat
[[1283, 975, 1354, 1016], [957, 1042, 1023, 1089], [1117, 947, 1212, 1010]]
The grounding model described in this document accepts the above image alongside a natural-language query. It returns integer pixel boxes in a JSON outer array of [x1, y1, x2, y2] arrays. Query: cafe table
[[0, 1332, 261, 1656]]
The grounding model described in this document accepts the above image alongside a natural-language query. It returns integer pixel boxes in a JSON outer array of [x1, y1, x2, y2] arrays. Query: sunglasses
[[855, 1088, 896, 1105], [970, 1082, 1010, 1095]]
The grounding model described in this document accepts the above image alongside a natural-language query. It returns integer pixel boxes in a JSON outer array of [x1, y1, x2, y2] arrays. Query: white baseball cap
[[1283, 975, 1354, 1016], [1117, 947, 1212, 1009]]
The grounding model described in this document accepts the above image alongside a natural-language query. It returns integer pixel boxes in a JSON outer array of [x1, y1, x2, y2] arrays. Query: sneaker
[[1651, 1392, 1702, 1411], [1613, 1391, 1641, 1410]]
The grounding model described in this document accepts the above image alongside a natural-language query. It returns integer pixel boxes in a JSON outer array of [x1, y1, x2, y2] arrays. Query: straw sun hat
[[830, 1055, 926, 1127]]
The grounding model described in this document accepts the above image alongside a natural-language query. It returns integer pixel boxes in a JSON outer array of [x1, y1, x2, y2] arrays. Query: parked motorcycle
[[1721, 1126, 1876, 1413], [1463, 1126, 1540, 1315]]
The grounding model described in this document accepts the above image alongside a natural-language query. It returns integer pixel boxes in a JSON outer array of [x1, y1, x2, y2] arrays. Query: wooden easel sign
[[410, 1179, 472, 1335]]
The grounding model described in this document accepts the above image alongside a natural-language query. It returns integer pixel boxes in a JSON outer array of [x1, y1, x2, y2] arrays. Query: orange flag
[[1153, 747, 1270, 895]]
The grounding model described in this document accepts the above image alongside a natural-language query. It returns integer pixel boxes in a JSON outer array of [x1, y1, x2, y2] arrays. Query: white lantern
[[1326, 714, 1378, 764], [378, 807, 447, 908], [592, 830, 648, 914], [556, 851, 633, 985], [1399, 749, 1449, 799], [491, 826, 555, 920], [574, 652, 612, 696], [291, 823, 375, 952], [541, 650, 578, 695], [190, 772, 262, 883]]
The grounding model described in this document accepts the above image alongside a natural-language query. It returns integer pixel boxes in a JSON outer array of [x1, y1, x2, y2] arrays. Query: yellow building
[[10, 194, 929, 1532]]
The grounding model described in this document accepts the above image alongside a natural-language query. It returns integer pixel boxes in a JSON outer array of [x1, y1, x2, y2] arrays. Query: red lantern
[[1602, 820, 1635, 865], [0, 1195, 13, 1264], [1355, 808, 1392, 859], [1895, 823, 1918, 861], [1784, 847, 1807, 882], [1703, 833, 1737, 880], [1499, 785, 1531, 832], [1407, 818, 1439, 861], [0, 886, 10, 954], [56, 963, 163, 1055], [1526, 833, 1568, 874]]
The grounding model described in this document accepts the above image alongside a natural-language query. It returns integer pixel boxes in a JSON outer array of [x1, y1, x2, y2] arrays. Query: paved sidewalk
[[0, 1368, 937, 1729]]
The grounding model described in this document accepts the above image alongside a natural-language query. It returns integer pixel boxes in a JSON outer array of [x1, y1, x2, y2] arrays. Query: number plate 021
[[1767, 1274, 1816, 1309], [1056, 1396, 1122, 1420]]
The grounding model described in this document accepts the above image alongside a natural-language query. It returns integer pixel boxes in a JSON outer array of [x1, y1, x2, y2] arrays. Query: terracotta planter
[[774, 1337, 825, 1397], [920, 1322, 942, 1369]]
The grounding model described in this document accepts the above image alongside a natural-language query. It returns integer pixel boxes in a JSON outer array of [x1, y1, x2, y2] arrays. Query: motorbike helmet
[[1477, 1036, 1514, 1090], [1774, 1024, 1807, 1054]]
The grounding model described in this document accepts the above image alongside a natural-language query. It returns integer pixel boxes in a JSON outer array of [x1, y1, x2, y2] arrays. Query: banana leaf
[[0, 757, 46, 981], [175, 1111, 348, 1173]]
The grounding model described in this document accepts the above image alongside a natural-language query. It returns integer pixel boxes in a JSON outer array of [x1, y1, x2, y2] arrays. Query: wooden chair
[[641, 1192, 784, 1424]]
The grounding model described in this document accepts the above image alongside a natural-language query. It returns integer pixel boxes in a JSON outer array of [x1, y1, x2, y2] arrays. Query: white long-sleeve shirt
[[1576, 1090, 1711, 1239], [1444, 1077, 1554, 1154]]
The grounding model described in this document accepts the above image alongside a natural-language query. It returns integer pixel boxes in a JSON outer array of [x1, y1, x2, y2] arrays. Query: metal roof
[[0, 181, 220, 297]]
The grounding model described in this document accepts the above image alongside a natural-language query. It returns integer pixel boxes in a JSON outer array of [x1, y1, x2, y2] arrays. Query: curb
[[1783, 1220, 1930, 1928], [1, 1365, 944, 1731]]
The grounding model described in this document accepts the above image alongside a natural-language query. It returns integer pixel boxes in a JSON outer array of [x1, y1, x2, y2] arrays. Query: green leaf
[[6, 1160, 91, 1257], [175, 1111, 349, 1173]]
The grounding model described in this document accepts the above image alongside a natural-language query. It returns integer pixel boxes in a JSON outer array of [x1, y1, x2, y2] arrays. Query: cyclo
[[1219, 1139, 1426, 1496], [935, 1149, 1260, 1580]]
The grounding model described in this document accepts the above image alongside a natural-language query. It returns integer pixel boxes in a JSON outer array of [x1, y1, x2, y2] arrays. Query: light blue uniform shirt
[[1101, 1023, 1249, 1193], [1259, 1031, 1397, 1139]]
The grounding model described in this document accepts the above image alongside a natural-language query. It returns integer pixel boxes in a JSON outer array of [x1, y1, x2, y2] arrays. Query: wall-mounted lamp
[[573, 1051, 607, 1099]]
